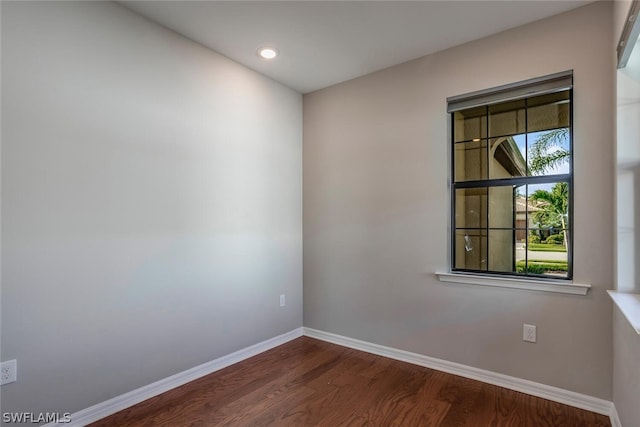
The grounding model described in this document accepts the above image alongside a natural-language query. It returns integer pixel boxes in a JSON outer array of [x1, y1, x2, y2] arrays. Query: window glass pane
[[449, 78, 572, 280], [489, 136, 527, 179], [488, 230, 516, 273], [515, 229, 527, 266], [527, 128, 570, 176], [488, 185, 517, 228], [528, 182, 569, 236], [513, 185, 529, 236], [456, 188, 487, 228], [454, 106, 487, 143], [527, 90, 570, 133], [454, 229, 487, 271], [454, 139, 488, 182], [489, 99, 525, 137], [525, 182, 569, 277], [523, 229, 568, 278]]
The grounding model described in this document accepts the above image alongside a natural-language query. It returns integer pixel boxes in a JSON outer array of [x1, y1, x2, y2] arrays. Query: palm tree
[[528, 128, 570, 174], [530, 182, 569, 247]]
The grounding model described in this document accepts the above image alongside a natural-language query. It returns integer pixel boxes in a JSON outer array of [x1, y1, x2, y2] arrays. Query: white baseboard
[[610, 404, 623, 427], [44, 326, 619, 427], [44, 328, 303, 427], [303, 327, 617, 422]]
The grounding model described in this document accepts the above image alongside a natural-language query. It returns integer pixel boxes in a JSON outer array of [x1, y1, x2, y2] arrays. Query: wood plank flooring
[[90, 337, 610, 426]]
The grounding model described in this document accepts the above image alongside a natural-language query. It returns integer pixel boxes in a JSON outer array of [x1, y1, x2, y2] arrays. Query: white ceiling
[[121, 1, 595, 94]]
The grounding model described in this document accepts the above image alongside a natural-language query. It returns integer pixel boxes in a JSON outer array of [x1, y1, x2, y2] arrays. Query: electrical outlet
[[1, 360, 17, 385], [523, 324, 537, 343], [280, 294, 286, 307]]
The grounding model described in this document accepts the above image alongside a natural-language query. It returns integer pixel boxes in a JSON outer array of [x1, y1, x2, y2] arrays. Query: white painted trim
[[303, 327, 614, 418], [610, 403, 623, 427], [43, 328, 303, 427], [436, 272, 590, 295], [608, 290, 640, 334]]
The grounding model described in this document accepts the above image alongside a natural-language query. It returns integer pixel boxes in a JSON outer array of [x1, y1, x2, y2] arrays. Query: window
[[448, 71, 573, 280]]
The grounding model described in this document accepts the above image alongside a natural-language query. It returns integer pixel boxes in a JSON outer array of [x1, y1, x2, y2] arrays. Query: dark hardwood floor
[[90, 337, 610, 426]]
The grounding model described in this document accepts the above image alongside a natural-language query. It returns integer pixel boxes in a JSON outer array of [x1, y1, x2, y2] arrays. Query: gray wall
[[304, 1, 614, 399], [613, 0, 640, 424], [1, 0, 302, 416]]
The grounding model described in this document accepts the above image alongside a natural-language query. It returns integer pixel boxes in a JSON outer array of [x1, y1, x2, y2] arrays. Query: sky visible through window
[[513, 131, 570, 193]]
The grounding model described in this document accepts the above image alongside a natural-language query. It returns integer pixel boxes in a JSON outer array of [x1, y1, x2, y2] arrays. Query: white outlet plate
[[280, 294, 286, 307], [523, 324, 537, 343], [1, 359, 17, 385]]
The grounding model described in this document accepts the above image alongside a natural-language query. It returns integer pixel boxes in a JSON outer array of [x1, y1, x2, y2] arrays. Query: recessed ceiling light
[[257, 47, 279, 60]]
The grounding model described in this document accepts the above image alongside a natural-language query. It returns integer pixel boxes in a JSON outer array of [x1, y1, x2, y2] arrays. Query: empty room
[[1, 0, 639, 426]]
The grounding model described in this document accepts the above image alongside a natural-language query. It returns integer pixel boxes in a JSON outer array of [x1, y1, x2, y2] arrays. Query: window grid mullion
[[524, 98, 529, 275], [485, 107, 490, 271]]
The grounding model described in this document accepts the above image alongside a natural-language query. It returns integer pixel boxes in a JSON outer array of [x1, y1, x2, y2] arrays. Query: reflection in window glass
[[454, 106, 487, 143], [489, 99, 525, 137], [489, 230, 515, 273], [527, 91, 570, 133], [454, 139, 488, 182], [488, 186, 516, 229], [490, 137, 526, 179], [454, 229, 487, 271], [456, 188, 487, 229]]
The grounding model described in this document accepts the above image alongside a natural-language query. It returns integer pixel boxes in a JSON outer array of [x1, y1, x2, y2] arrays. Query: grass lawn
[[526, 243, 567, 252], [516, 259, 568, 274]]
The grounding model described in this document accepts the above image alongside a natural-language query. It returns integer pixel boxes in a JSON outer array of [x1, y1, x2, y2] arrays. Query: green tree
[[529, 128, 569, 174], [530, 182, 569, 247]]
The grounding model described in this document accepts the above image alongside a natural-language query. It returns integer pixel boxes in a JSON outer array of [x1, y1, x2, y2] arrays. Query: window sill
[[608, 290, 640, 334], [435, 272, 590, 295]]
